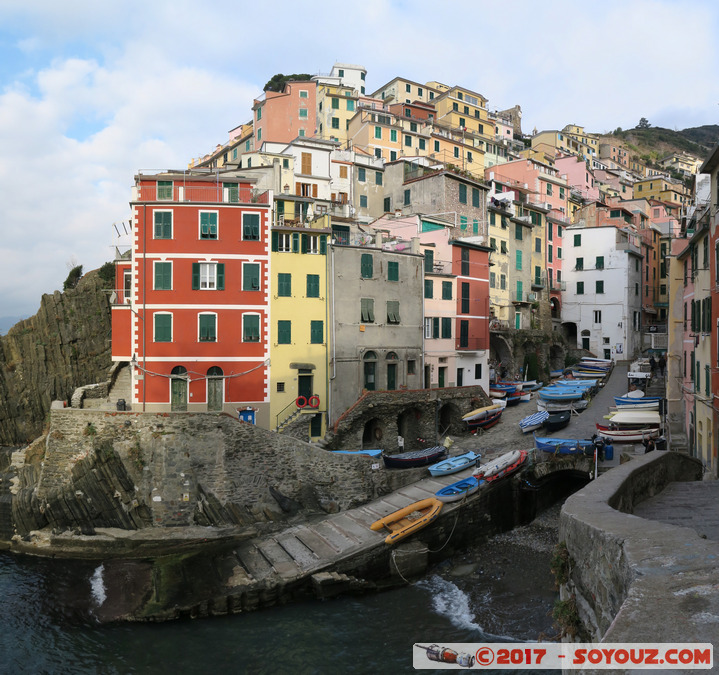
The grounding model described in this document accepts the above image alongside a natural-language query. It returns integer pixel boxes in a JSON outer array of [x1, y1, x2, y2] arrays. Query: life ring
[[296, 396, 307, 408], [308, 395, 320, 408]]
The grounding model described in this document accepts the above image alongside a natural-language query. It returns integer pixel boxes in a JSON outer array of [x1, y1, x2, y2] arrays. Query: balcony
[[456, 336, 489, 351], [136, 184, 270, 204], [532, 273, 546, 290], [549, 280, 566, 292]]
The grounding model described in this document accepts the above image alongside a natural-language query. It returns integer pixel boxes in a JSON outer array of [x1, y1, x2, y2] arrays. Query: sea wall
[[559, 451, 719, 646], [2, 408, 428, 547]]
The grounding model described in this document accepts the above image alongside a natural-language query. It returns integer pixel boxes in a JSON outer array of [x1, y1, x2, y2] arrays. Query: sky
[[1, 0, 718, 328]]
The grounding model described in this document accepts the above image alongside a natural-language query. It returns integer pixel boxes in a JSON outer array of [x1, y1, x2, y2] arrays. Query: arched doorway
[[397, 407, 422, 448], [171, 366, 188, 411], [386, 351, 398, 390], [362, 417, 383, 449], [550, 297, 560, 319], [438, 402, 461, 437], [207, 366, 223, 412], [363, 351, 377, 391]]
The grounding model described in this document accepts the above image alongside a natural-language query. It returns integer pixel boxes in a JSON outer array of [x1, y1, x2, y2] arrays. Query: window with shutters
[[198, 313, 217, 342], [243, 263, 260, 291], [359, 195, 367, 208], [154, 313, 172, 342], [548, 245, 553, 263], [434, 140, 440, 152], [424, 318, 433, 339], [576, 257, 583, 270], [390, 129, 398, 142], [375, 171, 383, 186], [596, 280, 604, 293], [358, 167, 366, 182], [157, 181, 173, 200], [404, 135, 412, 147], [154, 211, 172, 239], [461, 282, 470, 313], [424, 248, 434, 273], [577, 281, 584, 295], [306, 274, 320, 298], [154, 262, 172, 290], [277, 320, 291, 344], [331, 117, 339, 129], [223, 182, 239, 203], [360, 298, 375, 323], [243, 314, 260, 342], [339, 165, 348, 179], [387, 301, 400, 324], [441, 317, 452, 339], [516, 250, 522, 270], [360, 253, 373, 278], [310, 320, 323, 344], [301, 153, 312, 175], [596, 256, 604, 269], [387, 261, 399, 282], [500, 240, 507, 254], [535, 237, 542, 253], [515, 223, 523, 240], [404, 188, 410, 205], [192, 262, 224, 291], [277, 232, 292, 252], [200, 211, 218, 239], [299, 108, 308, 119], [459, 320, 469, 348], [461, 248, 469, 275], [500, 274, 506, 290], [424, 279, 433, 298], [574, 234, 581, 246], [243, 213, 260, 240], [472, 188, 480, 207], [277, 273, 291, 297], [594, 310, 602, 323], [442, 281, 452, 300], [331, 97, 339, 109], [459, 184, 467, 204]]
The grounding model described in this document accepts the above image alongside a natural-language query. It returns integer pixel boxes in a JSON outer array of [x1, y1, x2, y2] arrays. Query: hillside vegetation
[[601, 124, 719, 167]]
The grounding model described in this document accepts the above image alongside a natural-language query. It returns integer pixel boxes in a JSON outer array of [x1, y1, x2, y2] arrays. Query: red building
[[112, 171, 272, 420]]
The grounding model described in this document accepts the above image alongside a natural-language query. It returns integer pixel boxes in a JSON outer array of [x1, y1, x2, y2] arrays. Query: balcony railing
[[136, 184, 270, 204], [549, 281, 566, 292], [512, 291, 539, 303], [532, 273, 547, 289]]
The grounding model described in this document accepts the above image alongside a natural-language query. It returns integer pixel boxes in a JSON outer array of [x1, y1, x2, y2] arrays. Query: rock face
[[0, 270, 112, 445]]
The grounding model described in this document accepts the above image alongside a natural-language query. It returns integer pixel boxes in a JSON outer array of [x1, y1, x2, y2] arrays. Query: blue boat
[[435, 476, 483, 503], [538, 388, 585, 402], [428, 451, 481, 477], [614, 395, 662, 406], [534, 436, 595, 452], [332, 449, 383, 458]]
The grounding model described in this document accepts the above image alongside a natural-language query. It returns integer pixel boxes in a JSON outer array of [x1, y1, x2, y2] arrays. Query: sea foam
[[90, 564, 107, 606]]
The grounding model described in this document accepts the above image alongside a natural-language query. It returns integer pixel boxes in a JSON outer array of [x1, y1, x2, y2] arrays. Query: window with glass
[[243, 213, 260, 240], [243, 314, 260, 342], [242, 263, 260, 291], [192, 262, 224, 290], [199, 314, 217, 342], [200, 212, 218, 239], [157, 181, 173, 200], [154, 211, 172, 239]]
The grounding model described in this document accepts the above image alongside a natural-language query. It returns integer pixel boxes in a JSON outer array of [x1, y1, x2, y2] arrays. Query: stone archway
[[490, 334, 514, 377], [438, 402, 463, 437], [549, 344, 565, 373], [397, 407, 422, 449], [362, 417, 383, 449]]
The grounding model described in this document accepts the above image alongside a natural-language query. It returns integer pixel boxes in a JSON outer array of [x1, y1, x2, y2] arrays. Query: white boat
[[537, 398, 589, 412], [462, 403, 504, 422], [596, 425, 660, 443], [608, 401, 659, 412], [473, 450, 527, 482], [519, 410, 549, 433], [605, 410, 661, 427]]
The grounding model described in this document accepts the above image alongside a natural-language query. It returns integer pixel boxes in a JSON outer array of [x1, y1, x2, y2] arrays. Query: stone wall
[[559, 451, 713, 645], [327, 385, 490, 452], [2, 408, 428, 542], [0, 270, 113, 445]]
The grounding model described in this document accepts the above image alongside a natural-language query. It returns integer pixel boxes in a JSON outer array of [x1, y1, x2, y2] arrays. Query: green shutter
[[301, 233, 308, 253], [306, 274, 319, 297], [292, 232, 299, 253], [516, 250, 522, 270], [361, 253, 373, 278], [388, 261, 399, 281], [472, 188, 479, 207], [310, 320, 323, 344], [442, 281, 452, 299], [278, 273, 291, 297], [424, 279, 433, 298], [441, 317, 452, 338], [155, 314, 171, 342], [271, 231, 278, 252], [424, 249, 434, 273], [459, 184, 467, 203], [217, 264, 225, 290], [192, 263, 200, 290], [432, 317, 440, 338], [320, 234, 327, 255], [277, 320, 291, 344]]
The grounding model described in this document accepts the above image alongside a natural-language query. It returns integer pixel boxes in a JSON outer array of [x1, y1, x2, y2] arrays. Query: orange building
[[253, 80, 317, 145]]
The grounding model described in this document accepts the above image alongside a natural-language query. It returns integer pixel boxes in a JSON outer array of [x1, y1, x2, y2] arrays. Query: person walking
[[649, 356, 656, 375], [658, 354, 666, 376]]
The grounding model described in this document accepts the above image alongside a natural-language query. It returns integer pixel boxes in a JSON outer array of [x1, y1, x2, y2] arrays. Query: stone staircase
[[107, 365, 132, 410]]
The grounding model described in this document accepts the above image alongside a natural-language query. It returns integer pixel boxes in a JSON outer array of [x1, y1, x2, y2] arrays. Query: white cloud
[[1, 0, 718, 321]]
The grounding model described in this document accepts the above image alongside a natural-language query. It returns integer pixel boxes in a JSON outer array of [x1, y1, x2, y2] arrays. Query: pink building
[[555, 155, 600, 202], [253, 81, 317, 145]]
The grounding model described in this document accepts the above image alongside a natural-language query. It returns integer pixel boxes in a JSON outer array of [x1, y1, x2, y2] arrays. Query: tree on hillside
[[63, 265, 83, 291], [263, 73, 313, 92], [637, 117, 651, 129]]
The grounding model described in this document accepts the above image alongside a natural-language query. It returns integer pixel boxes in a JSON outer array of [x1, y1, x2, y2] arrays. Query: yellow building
[[347, 106, 403, 162], [634, 176, 691, 207], [372, 77, 440, 105], [316, 83, 358, 144], [270, 215, 331, 440], [531, 126, 599, 162]]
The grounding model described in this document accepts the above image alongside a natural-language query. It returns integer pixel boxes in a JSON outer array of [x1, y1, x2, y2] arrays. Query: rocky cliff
[[0, 270, 113, 445]]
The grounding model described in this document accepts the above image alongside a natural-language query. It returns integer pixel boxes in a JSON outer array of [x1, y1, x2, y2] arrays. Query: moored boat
[[462, 402, 504, 422], [505, 392, 523, 406], [435, 476, 483, 503], [428, 451, 481, 477], [537, 398, 589, 413], [614, 395, 662, 407], [467, 408, 503, 432], [473, 450, 527, 483], [370, 498, 443, 544], [382, 446, 446, 469]]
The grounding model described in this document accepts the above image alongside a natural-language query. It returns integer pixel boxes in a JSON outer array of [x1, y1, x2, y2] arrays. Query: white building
[[562, 225, 643, 359]]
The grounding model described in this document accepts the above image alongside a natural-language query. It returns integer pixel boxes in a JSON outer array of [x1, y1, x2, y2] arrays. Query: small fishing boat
[[608, 401, 659, 411], [522, 381, 543, 392], [544, 410, 571, 432], [382, 446, 446, 469], [435, 476, 483, 503], [428, 451, 481, 477], [595, 425, 660, 443], [488, 388, 506, 398], [534, 436, 595, 452], [605, 410, 661, 427], [467, 409, 503, 432], [519, 410, 549, 433], [538, 388, 585, 402], [332, 449, 383, 457], [537, 398, 589, 413], [614, 395, 662, 407], [473, 450, 527, 483], [489, 383, 516, 395], [462, 402, 504, 422], [505, 392, 523, 407], [518, 392, 532, 402], [370, 498, 443, 544]]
